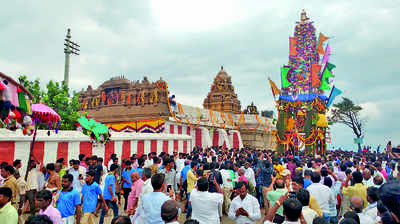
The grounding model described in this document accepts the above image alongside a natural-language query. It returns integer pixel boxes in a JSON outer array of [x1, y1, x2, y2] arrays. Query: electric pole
[[64, 28, 80, 87]]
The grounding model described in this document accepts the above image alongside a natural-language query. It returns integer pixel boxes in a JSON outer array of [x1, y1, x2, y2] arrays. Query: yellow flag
[[268, 78, 281, 97]]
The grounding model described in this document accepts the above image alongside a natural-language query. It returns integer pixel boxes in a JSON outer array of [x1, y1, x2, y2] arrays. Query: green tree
[[328, 97, 365, 150], [18, 75, 81, 130], [17, 75, 43, 104]]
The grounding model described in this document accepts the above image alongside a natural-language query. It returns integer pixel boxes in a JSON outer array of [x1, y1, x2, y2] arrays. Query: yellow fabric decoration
[[287, 117, 295, 130], [153, 89, 158, 103], [316, 113, 328, 127]]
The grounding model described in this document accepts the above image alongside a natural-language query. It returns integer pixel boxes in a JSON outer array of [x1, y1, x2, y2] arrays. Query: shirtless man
[[45, 163, 60, 192]]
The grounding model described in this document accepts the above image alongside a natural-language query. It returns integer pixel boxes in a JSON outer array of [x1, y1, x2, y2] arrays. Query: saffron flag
[[320, 67, 334, 91], [321, 44, 331, 68], [289, 37, 297, 56], [317, 33, 329, 55], [120, 90, 125, 102], [327, 86, 343, 107], [311, 64, 322, 87], [281, 66, 291, 88], [268, 78, 281, 97]]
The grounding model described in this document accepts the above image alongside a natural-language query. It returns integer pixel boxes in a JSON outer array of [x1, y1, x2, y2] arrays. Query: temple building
[[79, 68, 276, 150], [79, 76, 169, 122], [203, 67, 241, 114]]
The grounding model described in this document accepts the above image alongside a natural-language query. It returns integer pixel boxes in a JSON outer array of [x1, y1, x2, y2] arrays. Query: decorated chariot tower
[[270, 10, 341, 155]]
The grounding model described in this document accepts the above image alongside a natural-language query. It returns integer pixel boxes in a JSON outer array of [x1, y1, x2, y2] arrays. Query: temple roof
[[100, 76, 131, 89], [216, 66, 229, 81], [203, 66, 241, 114]]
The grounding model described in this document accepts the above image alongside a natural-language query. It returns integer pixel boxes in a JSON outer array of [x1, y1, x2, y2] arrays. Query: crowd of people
[[0, 144, 400, 224]]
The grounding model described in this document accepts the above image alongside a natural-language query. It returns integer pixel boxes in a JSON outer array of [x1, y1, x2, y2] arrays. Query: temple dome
[[100, 76, 131, 89], [216, 66, 229, 81], [203, 66, 241, 114]]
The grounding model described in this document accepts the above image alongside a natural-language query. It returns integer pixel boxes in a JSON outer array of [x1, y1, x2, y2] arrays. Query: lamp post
[[64, 28, 80, 87]]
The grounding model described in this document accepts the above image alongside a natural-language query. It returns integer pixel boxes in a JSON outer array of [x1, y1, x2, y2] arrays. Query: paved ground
[[21, 199, 267, 224]]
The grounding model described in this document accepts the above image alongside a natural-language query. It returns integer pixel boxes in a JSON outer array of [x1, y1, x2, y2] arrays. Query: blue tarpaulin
[[279, 93, 328, 102]]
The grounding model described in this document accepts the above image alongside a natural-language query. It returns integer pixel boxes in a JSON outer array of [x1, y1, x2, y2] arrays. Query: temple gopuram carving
[[203, 67, 241, 114], [79, 76, 169, 123]]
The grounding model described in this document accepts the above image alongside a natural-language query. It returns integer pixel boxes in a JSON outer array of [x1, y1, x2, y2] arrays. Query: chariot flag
[[281, 66, 291, 88], [289, 37, 297, 56], [326, 62, 336, 71], [320, 67, 334, 91], [321, 44, 331, 68], [268, 78, 281, 98], [311, 64, 322, 87], [327, 86, 343, 107], [317, 33, 329, 55]]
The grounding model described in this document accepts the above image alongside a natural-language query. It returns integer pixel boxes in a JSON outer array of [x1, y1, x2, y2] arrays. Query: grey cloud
[[1, 0, 399, 149]]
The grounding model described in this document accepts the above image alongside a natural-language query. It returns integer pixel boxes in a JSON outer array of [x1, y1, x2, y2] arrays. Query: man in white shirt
[[220, 164, 234, 214], [363, 186, 380, 223], [350, 196, 374, 224], [175, 153, 185, 173], [25, 157, 41, 215], [144, 153, 153, 168], [107, 154, 117, 171], [244, 162, 256, 188], [190, 177, 223, 224], [68, 160, 86, 193], [130, 168, 153, 224], [307, 172, 334, 219], [228, 181, 261, 224], [296, 189, 318, 224], [362, 168, 375, 187]]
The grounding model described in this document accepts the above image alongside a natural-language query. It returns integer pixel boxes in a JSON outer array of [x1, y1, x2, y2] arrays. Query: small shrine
[[203, 67, 241, 114], [244, 102, 259, 115]]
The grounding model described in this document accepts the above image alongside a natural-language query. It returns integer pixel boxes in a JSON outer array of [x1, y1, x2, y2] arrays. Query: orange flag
[[120, 90, 125, 102], [289, 37, 297, 56], [268, 78, 281, 98], [311, 64, 322, 87], [317, 33, 329, 55]]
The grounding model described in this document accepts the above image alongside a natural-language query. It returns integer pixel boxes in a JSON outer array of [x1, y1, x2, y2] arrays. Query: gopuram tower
[[203, 66, 241, 114]]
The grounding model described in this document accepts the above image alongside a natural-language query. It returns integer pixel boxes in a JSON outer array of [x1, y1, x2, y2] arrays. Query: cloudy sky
[[1, 0, 399, 150]]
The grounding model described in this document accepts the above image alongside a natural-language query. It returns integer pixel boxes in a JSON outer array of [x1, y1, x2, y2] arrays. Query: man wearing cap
[[281, 169, 292, 191], [0, 187, 18, 224], [161, 200, 180, 224]]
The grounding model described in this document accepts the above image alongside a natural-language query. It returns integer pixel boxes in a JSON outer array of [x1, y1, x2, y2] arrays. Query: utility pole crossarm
[[63, 28, 80, 87]]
